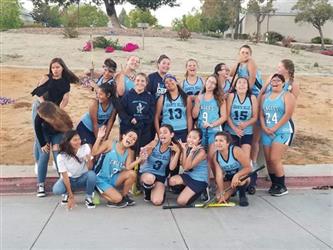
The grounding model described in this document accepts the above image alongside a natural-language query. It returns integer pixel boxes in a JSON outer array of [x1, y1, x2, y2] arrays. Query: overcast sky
[[21, 0, 203, 27]]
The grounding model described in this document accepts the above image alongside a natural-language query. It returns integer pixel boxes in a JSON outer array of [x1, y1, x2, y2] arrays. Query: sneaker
[[85, 197, 96, 209], [124, 195, 136, 206], [200, 187, 210, 203], [239, 196, 249, 207], [247, 185, 256, 195], [106, 198, 128, 208], [143, 189, 151, 202], [268, 184, 275, 194], [271, 185, 288, 197], [36, 183, 46, 197], [61, 194, 68, 205]]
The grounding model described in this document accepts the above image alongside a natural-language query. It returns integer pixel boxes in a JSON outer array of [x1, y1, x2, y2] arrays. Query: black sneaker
[[85, 197, 96, 209], [106, 198, 128, 208], [271, 185, 288, 197], [36, 183, 46, 197], [61, 194, 68, 205], [124, 195, 136, 206], [200, 187, 210, 203], [239, 196, 249, 207], [143, 189, 151, 202]]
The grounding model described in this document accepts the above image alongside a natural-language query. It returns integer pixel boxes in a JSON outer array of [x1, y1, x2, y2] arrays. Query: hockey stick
[[203, 165, 265, 208], [163, 201, 236, 209]]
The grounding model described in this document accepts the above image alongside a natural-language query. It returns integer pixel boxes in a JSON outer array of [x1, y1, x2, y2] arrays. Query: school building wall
[[242, 14, 333, 43]]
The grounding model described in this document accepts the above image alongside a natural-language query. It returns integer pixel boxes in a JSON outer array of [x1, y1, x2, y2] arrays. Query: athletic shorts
[[223, 169, 240, 182], [140, 172, 166, 184], [174, 129, 188, 143], [201, 129, 218, 147], [230, 134, 253, 146], [76, 121, 96, 145], [180, 174, 207, 194], [95, 173, 120, 193], [261, 132, 292, 146]]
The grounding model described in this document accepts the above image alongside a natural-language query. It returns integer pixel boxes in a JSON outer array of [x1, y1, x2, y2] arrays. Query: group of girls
[[31, 44, 298, 209]]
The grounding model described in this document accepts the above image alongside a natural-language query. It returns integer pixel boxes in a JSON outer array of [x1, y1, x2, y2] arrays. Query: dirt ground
[[0, 67, 332, 165]]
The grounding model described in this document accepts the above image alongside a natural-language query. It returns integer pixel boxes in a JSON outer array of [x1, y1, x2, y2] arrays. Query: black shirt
[[31, 76, 70, 106], [34, 114, 59, 147], [147, 72, 167, 100]]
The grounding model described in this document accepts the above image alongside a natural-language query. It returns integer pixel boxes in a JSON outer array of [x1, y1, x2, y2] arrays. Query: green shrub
[[0, 0, 22, 30], [178, 28, 191, 40], [92, 36, 122, 49], [31, 3, 62, 27], [239, 34, 250, 40], [311, 36, 333, 45], [266, 31, 284, 44]]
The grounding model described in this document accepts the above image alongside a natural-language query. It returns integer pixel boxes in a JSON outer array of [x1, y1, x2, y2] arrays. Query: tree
[[292, 0, 333, 49], [128, 7, 157, 27], [247, 0, 275, 42], [0, 0, 22, 30], [31, 2, 62, 27], [118, 7, 130, 27], [31, 0, 177, 28]]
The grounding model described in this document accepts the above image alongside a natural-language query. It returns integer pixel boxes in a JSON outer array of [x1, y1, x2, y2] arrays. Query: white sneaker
[[36, 183, 46, 197]]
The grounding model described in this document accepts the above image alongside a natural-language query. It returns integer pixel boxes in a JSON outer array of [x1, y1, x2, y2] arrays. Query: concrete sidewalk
[[1, 164, 333, 193], [1, 190, 333, 250]]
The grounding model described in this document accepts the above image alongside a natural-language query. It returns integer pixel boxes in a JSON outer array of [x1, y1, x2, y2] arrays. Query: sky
[[20, 0, 202, 27]]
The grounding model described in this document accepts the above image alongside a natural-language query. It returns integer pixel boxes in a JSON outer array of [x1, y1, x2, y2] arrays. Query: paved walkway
[[1, 189, 333, 250]]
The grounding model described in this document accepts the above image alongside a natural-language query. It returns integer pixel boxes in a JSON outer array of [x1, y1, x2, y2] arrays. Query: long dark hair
[[202, 74, 224, 106], [99, 82, 126, 119], [59, 130, 82, 163], [157, 54, 170, 64], [214, 63, 226, 75], [230, 77, 252, 97], [166, 84, 188, 107], [48, 58, 79, 83], [160, 124, 179, 146], [281, 59, 295, 85]]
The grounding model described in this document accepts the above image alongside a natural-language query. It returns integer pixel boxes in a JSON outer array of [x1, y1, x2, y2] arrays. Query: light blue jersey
[[81, 102, 113, 131], [182, 77, 203, 96], [265, 81, 291, 94], [237, 64, 263, 96], [98, 141, 128, 180], [216, 145, 242, 173], [162, 94, 187, 131], [124, 75, 135, 94], [221, 79, 231, 93], [185, 151, 208, 183], [96, 75, 114, 86], [262, 91, 293, 134], [197, 96, 221, 132], [140, 141, 171, 177], [226, 94, 253, 135]]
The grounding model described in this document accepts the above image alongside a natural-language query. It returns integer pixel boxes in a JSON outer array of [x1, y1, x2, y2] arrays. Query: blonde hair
[[37, 102, 73, 132]]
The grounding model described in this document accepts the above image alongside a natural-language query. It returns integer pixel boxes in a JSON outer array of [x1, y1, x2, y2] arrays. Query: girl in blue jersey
[[226, 77, 258, 158], [214, 63, 232, 95], [213, 132, 252, 206], [169, 129, 209, 206], [140, 124, 181, 205], [192, 75, 226, 176], [260, 74, 295, 197], [92, 127, 142, 208], [147, 55, 171, 100], [77, 83, 118, 147], [181, 59, 204, 102], [116, 55, 140, 97], [120, 73, 155, 149], [155, 74, 193, 142], [155, 74, 192, 181]]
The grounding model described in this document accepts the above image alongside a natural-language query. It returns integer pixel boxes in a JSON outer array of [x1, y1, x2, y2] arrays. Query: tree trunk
[[318, 26, 325, 50], [234, 0, 241, 39], [256, 17, 261, 43], [103, 0, 121, 29]]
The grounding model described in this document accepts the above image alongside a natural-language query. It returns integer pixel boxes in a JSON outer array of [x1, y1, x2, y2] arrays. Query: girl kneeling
[[140, 124, 181, 205], [213, 132, 252, 206], [92, 127, 142, 208], [169, 129, 209, 206]]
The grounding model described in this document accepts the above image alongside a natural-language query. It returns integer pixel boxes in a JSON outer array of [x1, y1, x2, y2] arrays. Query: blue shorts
[[261, 132, 292, 146], [180, 174, 207, 194], [76, 121, 96, 145], [201, 129, 218, 147], [96, 173, 120, 193]]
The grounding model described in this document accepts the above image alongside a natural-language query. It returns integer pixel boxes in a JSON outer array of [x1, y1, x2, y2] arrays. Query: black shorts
[[180, 174, 207, 194], [174, 129, 188, 143], [140, 172, 166, 184], [76, 122, 96, 145], [223, 169, 240, 182], [231, 134, 253, 146]]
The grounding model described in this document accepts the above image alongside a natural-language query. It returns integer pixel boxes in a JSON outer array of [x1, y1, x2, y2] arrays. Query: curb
[[1, 176, 333, 194]]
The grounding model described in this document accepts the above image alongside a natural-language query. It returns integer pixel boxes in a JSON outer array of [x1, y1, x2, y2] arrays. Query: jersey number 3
[[153, 160, 163, 170]]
